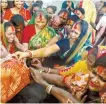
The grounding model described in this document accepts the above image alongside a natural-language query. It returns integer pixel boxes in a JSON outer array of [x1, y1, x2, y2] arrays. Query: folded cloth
[[0, 58, 30, 103]]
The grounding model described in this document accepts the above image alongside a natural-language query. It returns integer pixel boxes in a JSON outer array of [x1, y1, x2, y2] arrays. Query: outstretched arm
[[42, 81, 79, 103], [14, 44, 60, 60], [30, 69, 79, 103]]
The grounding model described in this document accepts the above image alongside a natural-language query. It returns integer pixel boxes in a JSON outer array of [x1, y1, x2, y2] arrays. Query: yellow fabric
[[82, 0, 97, 23], [60, 60, 89, 76]]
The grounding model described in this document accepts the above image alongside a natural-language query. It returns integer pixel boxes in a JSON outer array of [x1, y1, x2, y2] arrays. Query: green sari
[[28, 10, 56, 50]]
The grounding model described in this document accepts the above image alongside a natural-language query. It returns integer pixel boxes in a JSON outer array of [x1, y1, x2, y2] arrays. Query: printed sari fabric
[[4, 8, 31, 21], [0, 58, 30, 103], [60, 60, 89, 95], [29, 26, 56, 50], [1, 24, 16, 54], [63, 20, 93, 66]]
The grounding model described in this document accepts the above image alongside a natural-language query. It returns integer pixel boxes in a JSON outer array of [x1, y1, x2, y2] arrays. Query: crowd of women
[[0, 0, 106, 103]]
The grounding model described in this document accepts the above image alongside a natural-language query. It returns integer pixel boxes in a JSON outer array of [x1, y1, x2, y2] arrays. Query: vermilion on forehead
[[72, 23, 80, 30], [39, 12, 43, 21], [11, 26, 15, 32], [97, 66, 104, 74]]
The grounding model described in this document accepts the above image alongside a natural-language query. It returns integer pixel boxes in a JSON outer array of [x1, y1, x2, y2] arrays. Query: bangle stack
[[45, 85, 54, 94]]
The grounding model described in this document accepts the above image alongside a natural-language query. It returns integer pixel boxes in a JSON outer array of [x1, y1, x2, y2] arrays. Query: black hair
[[10, 14, 25, 28], [89, 46, 106, 67], [32, 2, 42, 9], [95, 56, 106, 67], [47, 5, 57, 14], [68, 14, 79, 23], [75, 7, 85, 15], [4, 22, 14, 32], [58, 9, 69, 16], [103, 2, 106, 7], [35, 0, 43, 7]]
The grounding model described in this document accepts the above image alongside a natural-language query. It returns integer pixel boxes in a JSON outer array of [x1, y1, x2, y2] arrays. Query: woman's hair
[[58, 9, 69, 16], [32, 3, 42, 9], [10, 14, 25, 28], [28, 9, 50, 25], [75, 7, 85, 15], [35, 0, 43, 7], [31, 3, 42, 15], [4, 22, 14, 32], [46, 5, 57, 14], [88, 46, 106, 67]]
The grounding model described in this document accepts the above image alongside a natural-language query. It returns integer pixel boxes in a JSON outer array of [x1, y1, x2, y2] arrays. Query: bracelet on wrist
[[45, 84, 54, 94]]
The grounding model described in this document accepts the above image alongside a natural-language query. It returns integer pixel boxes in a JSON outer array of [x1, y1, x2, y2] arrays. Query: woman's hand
[[12, 51, 30, 60], [13, 36, 19, 44], [31, 58, 43, 69], [30, 68, 45, 84]]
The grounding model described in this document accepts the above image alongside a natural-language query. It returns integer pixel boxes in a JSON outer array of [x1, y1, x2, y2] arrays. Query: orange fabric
[[1, 58, 31, 103], [4, 8, 31, 21], [3, 9, 13, 21]]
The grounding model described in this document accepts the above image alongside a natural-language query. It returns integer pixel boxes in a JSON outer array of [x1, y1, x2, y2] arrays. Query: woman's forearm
[[40, 81, 79, 103], [31, 44, 60, 58], [15, 42, 28, 52], [51, 86, 80, 103], [47, 36, 60, 46]]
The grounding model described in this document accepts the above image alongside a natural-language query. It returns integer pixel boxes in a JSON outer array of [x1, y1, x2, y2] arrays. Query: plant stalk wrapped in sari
[[0, 57, 30, 103], [62, 20, 92, 66], [28, 10, 56, 50]]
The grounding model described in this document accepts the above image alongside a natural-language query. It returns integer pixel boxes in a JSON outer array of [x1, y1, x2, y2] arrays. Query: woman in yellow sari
[[29, 46, 106, 103]]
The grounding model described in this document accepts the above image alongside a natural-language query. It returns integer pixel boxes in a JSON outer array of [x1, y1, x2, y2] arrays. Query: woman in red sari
[[1, 22, 26, 58], [3, 0, 31, 25]]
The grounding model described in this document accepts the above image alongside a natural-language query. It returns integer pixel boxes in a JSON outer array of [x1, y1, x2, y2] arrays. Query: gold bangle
[[45, 85, 54, 94]]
